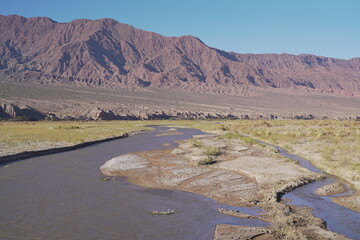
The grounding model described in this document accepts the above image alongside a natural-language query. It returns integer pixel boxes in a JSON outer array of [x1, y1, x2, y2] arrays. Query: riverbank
[[166, 120, 360, 213], [0, 133, 131, 164], [211, 120, 359, 212], [0, 121, 153, 162], [100, 129, 349, 239]]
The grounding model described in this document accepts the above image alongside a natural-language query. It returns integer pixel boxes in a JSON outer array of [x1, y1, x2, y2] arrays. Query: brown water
[[0, 126, 267, 240]]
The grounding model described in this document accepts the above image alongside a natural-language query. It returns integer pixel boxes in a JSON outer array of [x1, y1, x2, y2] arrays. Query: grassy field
[[0, 121, 151, 156], [0, 119, 218, 157]]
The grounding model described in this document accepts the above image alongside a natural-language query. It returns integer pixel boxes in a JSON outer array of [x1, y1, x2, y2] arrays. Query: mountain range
[[1, 14, 360, 96], [1, 15, 360, 120]]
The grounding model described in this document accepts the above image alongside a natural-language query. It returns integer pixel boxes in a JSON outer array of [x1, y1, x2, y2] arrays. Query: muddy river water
[[0, 126, 266, 240]]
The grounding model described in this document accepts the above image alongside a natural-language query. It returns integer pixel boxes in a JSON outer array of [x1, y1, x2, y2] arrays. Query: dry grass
[[189, 139, 204, 148], [203, 146, 221, 157], [165, 119, 359, 191], [213, 120, 360, 190], [0, 121, 150, 156]]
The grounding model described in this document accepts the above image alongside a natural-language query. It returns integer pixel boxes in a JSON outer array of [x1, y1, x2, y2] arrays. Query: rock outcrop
[[100, 154, 149, 175], [0, 102, 46, 120], [87, 107, 119, 120]]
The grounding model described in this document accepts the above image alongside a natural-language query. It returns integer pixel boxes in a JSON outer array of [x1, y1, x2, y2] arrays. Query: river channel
[[278, 146, 360, 239], [0, 126, 266, 240]]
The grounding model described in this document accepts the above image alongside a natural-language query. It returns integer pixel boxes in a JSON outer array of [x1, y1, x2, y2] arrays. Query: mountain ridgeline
[[1, 14, 360, 96]]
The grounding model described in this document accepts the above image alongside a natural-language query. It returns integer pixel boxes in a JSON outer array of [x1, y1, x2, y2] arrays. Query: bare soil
[[214, 225, 273, 240]]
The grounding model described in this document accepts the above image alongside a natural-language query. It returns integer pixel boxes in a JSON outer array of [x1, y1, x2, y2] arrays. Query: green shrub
[[198, 156, 216, 165], [189, 139, 203, 147], [203, 146, 221, 156]]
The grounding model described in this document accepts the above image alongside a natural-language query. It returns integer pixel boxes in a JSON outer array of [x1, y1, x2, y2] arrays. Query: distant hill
[[1, 15, 360, 96]]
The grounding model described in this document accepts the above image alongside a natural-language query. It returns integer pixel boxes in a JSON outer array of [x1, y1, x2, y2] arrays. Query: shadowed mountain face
[[1, 14, 360, 96]]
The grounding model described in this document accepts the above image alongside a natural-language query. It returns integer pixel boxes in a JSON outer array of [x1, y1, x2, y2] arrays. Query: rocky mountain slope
[[0, 102, 45, 120], [1, 14, 360, 96]]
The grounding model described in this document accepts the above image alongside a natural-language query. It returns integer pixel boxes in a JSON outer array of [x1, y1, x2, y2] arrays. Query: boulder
[[100, 154, 149, 175]]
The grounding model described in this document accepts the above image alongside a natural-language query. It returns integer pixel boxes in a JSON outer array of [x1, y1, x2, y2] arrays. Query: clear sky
[[1, 0, 359, 59]]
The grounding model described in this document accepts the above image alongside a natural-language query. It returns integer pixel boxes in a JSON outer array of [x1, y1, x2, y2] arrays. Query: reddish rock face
[[1, 14, 360, 96]]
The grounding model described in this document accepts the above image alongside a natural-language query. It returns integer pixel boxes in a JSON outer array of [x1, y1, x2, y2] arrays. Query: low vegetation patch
[[221, 131, 258, 146], [239, 136, 257, 146], [203, 146, 221, 157], [197, 156, 216, 165], [189, 139, 203, 147], [221, 131, 241, 139]]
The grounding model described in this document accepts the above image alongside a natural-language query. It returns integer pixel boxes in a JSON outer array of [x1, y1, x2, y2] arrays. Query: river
[[0, 126, 266, 240]]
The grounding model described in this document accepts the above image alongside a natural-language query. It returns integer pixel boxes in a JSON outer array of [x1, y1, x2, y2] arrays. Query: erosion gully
[[0, 126, 266, 240]]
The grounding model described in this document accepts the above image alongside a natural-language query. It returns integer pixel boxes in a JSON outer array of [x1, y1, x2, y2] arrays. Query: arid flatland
[[1, 81, 360, 121]]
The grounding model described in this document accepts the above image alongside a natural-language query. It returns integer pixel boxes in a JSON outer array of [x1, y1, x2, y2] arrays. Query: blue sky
[[1, 0, 359, 59]]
